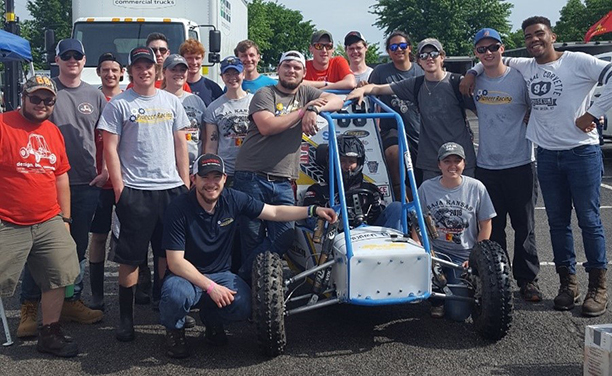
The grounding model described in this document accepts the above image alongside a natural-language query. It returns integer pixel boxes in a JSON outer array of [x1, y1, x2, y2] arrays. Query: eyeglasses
[[151, 47, 169, 54], [418, 51, 441, 60], [475, 43, 502, 54], [313, 43, 334, 51], [26, 94, 56, 106], [60, 52, 84, 61], [389, 43, 409, 52]]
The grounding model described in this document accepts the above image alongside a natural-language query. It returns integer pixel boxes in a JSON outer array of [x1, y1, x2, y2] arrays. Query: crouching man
[[159, 154, 337, 358]]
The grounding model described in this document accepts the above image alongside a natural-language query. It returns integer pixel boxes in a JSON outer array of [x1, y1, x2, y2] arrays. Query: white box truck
[[70, 0, 248, 87]]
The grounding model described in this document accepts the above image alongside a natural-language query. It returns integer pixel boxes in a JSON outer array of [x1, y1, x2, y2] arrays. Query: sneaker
[[184, 315, 196, 329], [166, 328, 189, 358], [430, 305, 445, 319], [204, 324, 228, 346], [36, 322, 79, 358], [519, 280, 543, 302], [17, 300, 39, 338], [61, 299, 104, 324]]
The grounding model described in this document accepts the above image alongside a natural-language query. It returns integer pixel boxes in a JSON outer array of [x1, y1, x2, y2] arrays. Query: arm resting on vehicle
[[477, 219, 492, 242]]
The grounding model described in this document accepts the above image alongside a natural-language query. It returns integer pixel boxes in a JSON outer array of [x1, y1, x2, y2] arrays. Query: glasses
[[418, 51, 441, 60], [60, 52, 84, 61], [26, 94, 56, 106], [389, 43, 409, 52], [313, 43, 334, 51], [151, 47, 169, 54], [475, 43, 502, 54]]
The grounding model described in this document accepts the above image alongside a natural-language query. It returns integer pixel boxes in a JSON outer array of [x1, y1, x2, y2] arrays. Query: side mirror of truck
[[44, 29, 56, 64], [208, 29, 221, 64]]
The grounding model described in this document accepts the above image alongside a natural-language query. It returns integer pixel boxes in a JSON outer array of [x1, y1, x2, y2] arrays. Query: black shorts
[[90, 189, 116, 234], [112, 186, 187, 266]]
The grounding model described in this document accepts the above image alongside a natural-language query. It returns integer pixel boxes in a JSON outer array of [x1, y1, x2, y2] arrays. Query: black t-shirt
[[162, 188, 264, 273], [188, 77, 223, 106]]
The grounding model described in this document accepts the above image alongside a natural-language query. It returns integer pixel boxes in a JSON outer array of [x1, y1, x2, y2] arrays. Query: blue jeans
[[536, 145, 606, 273], [21, 184, 101, 302], [374, 202, 404, 232], [232, 171, 295, 280], [159, 271, 251, 329]]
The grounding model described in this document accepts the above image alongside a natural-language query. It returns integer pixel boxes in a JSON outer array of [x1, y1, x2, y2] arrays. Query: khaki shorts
[[0, 215, 80, 297]]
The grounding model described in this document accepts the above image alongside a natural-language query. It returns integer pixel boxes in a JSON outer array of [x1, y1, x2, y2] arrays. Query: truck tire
[[252, 251, 286, 356], [469, 240, 513, 340]]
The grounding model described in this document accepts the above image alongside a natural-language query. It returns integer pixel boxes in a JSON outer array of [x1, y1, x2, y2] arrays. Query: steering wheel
[[343, 188, 377, 227]]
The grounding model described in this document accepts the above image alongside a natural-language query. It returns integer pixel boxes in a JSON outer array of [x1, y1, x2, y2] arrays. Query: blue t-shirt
[[162, 188, 264, 273], [242, 75, 277, 94], [188, 77, 223, 107]]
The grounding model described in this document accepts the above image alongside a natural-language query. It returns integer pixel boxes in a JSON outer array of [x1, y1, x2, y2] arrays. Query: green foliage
[[371, 0, 513, 56], [247, 0, 315, 68], [555, 0, 612, 42], [504, 29, 524, 50], [335, 42, 381, 66]]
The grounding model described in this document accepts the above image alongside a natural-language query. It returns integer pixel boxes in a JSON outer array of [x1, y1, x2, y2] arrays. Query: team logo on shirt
[[128, 107, 173, 123], [474, 89, 512, 104], [16, 134, 57, 173], [78, 102, 94, 114], [219, 217, 234, 227]]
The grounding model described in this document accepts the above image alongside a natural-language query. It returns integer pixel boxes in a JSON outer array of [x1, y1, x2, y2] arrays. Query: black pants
[[475, 163, 540, 282]]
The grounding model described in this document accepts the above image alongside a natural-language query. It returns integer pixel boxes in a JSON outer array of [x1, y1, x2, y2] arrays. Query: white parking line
[[536, 206, 612, 209], [540, 261, 612, 266], [602, 183, 612, 191]]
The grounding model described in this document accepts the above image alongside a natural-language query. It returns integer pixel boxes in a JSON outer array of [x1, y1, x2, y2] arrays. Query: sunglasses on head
[[60, 52, 84, 61], [389, 43, 409, 52], [313, 43, 334, 51], [418, 51, 441, 60], [26, 94, 56, 106], [151, 47, 169, 54], [475, 43, 502, 54]]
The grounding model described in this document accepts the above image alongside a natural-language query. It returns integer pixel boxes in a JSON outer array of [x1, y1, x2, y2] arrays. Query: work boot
[[204, 324, 228, 346], [184, 315, 196, 329], [89, 261, 105, 311], [17, 300, 39, 338], [166, 328, 189, 358], [61, 299, 104, 324], [36, 322, 79, 358], [135, 264, 152, 305], [116, 285, 135, 342], [582, 268, 609, 317], [554, 266, 580, 310]]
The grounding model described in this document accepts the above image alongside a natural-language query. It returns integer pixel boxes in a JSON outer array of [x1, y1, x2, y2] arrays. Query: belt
[[254, 171, 290, 182]]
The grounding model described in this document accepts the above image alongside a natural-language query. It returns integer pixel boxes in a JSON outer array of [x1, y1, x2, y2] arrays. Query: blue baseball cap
[[474, 28, 502, 45], [56, 39, 85, 56], [220, 56, 243, 74]]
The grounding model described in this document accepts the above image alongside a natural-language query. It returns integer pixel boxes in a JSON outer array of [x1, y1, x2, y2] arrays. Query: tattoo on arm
[[210, 131, 219, 142]]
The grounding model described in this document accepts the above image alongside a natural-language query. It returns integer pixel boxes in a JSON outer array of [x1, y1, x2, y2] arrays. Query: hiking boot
[[17, 300, 39, 338], [554, 266, 580, 311], [204, 324, 228, 346], [166, 328, 189, 358], [583, 268, 609, 317], [36, 322, 79, 358], [430, 305, 445, 319], [184, 315, 196, 329], [135, 265, 152, 305], [116, 285, 135, 342], [61, 299, 104, 324], [519, 280, 543, 302]]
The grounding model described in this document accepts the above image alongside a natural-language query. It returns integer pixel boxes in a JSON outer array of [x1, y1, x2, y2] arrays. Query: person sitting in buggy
[[303, 134, 403, 230]]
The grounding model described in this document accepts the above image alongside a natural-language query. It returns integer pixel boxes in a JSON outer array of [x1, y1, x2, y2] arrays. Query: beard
[[21, 106, 51, 123], [279, 76, 303, 91]]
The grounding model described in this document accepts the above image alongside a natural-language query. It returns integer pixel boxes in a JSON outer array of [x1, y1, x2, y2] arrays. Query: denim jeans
[[232, 171, 295, 280], [21, 184, 101, 302], [159, 271, 251, 329], [374, 202, 404, 232], [536, 145, 606, 273]]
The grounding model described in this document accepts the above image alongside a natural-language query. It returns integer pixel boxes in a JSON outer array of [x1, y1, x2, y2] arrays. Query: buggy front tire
[[252, 251, 286, 356]]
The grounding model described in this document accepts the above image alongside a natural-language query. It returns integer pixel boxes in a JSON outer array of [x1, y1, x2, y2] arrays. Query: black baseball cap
[[128, 46, 156, 65], [98, 52, 123, 69], [56, 39, 85, 56], [344, 31, 365, 46], [193, 154, 226, 176]]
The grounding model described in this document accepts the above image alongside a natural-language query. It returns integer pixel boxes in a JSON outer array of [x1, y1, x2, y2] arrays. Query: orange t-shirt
[[0, 111, 70, 225], [305, 56, 352, 83], [126, 80, 192, 92]]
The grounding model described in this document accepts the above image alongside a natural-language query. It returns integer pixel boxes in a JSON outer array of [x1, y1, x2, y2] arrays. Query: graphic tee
[[177, 92, 207, 168]]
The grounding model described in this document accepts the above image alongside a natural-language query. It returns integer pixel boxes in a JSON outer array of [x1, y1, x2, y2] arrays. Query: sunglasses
[[26, 94, 56, 106], [151, 47, 169, 54], [389, 43, 409, 52], [475, 43, 502, 54], [313, 43, 334, 51], [418, 51, 441, 60], [60, 52, 84, 61]]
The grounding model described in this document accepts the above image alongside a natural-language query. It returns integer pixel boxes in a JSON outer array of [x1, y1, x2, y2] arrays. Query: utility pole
[[4, 0, 21, 111]]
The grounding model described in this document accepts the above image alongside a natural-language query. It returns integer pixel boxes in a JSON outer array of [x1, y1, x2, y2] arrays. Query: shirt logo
[[78, 103, 94, 114], [219, 218, 234, 227]]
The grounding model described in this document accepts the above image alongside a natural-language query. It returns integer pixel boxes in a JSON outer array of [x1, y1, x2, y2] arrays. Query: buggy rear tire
[[252, 251, 286, 356], [469, 240, 513, 340]]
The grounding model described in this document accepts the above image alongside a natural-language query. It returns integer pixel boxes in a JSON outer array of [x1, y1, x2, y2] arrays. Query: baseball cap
[[163, 54, 188, 70], [438, 142, 465, 160], [344, 31, 365, 46], [220, 56, 244, 74], [128, 47, 156, 65], [278, 50, 306, 68], [56, 39, 85, 56], [23, 75, 57, 95], [311, 30, 333, 45], [474, 28, 503, 45], [97, 52, 123, 69], [193, 154, 226, 176], [417, 38, 444, 54]]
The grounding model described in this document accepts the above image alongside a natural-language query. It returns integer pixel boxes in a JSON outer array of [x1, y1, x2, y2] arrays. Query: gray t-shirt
[[97, 89, 190, 190], [354, 66, 373, 85], [203, 93, 253, 176], [178, 92, 207, 168], [390, 73, 477, 171], [473, 67, 534, 169], [418, 175, 496, 261], [369, 62, 423, 153], [51, 78, 106, 185], [234, 85, 323, 179]]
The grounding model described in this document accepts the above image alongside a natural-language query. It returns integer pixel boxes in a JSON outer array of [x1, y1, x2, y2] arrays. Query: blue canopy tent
[[0, 29, 32, 62]]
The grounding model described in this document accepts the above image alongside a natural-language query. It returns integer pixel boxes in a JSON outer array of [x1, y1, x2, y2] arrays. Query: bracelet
[[298, 108, 305, 118], [206, 281, 216, 295], [308, 205, 319, 218]]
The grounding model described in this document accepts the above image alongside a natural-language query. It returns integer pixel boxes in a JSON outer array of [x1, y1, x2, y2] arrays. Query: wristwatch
[[306, 105, 319, 115], [62, 216, 73, 224]]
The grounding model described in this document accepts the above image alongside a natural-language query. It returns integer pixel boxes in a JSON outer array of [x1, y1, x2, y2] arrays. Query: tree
[[248, 0, 315, 68], [555, 0, 612, 42], [371, 0, 513, 56], [335, 42, 382, 66]]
